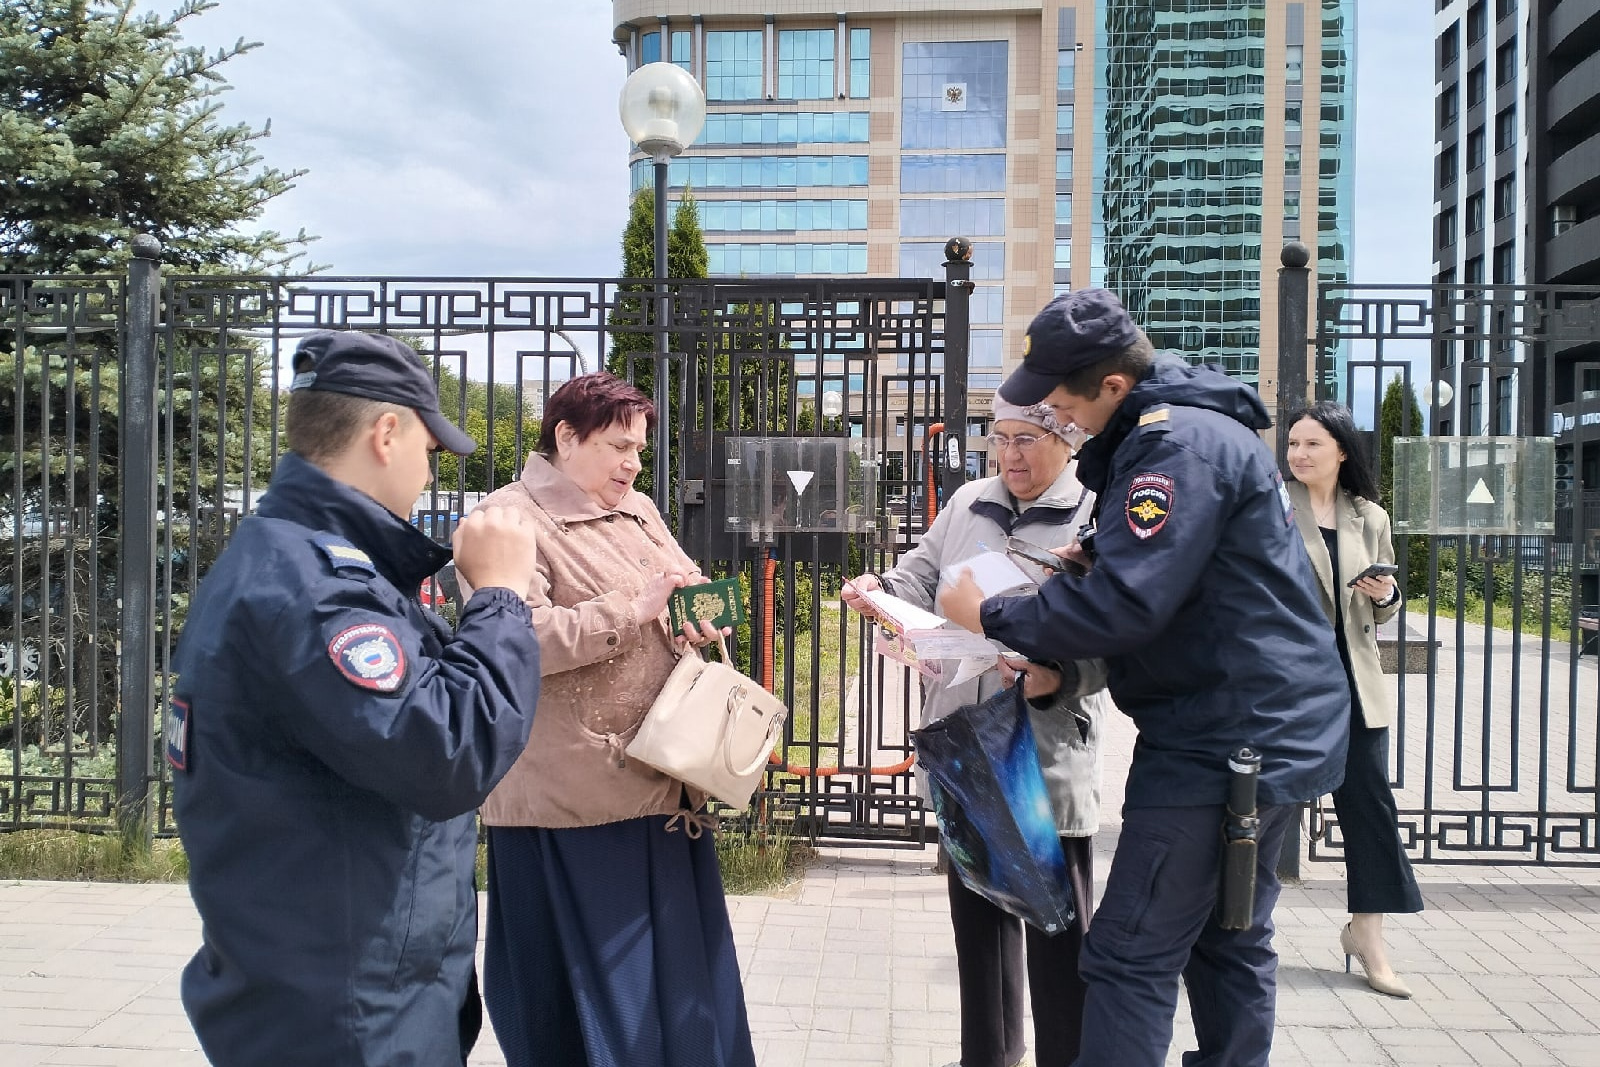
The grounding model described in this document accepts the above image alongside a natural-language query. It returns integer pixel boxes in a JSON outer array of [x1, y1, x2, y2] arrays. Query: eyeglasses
[[986, 432, 1045, 452]]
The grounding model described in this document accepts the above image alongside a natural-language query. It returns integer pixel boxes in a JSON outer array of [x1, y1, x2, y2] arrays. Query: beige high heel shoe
[[1341, 922, 1413, 999]]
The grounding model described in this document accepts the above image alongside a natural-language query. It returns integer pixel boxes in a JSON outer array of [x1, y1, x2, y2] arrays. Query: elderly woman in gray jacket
[[843, 399, 1109, 1067]]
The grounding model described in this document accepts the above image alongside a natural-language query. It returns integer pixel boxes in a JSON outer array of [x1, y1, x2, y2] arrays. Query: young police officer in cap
[[941, 289, 1349, 1067], [171, 330, 543, 1067]]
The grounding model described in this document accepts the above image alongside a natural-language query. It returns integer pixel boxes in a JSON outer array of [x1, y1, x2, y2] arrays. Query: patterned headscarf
[[991, 396, 1088, 450]]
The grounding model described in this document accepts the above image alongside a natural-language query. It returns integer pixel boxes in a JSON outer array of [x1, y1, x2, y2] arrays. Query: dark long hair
[[1288, 401, 1381, 502]]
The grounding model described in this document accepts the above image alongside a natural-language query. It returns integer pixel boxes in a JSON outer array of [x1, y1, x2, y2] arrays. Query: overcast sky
[[182, 1, 1435, 289]]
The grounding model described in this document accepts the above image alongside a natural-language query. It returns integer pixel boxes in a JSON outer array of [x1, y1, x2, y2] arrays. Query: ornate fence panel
[[1308, 281, 1600, 866], [3, 252, 960, 848]]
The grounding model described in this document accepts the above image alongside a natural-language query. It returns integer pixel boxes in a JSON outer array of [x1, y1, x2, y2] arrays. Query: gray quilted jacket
[[880, 465, 1109, 837]]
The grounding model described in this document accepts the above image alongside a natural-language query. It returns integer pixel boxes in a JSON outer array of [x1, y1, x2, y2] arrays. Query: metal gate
[[1, 242, 968, 846], [1303, 277, 1600, 866]]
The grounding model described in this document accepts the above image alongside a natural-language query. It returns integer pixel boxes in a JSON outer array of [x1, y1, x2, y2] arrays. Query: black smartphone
[[1005, 537, 1084, 577], [1346, 562, 1399, 587]]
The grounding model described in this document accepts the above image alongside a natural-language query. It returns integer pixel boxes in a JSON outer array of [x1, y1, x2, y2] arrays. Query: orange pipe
[[761, 552, 777, 692], [768, 753, 916, 777], [923, 421, 944, 525]]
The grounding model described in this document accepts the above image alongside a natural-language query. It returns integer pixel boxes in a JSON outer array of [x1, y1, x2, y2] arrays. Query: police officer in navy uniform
[[941, 290, 1349, 1067], [170, 330, 543, 1067]]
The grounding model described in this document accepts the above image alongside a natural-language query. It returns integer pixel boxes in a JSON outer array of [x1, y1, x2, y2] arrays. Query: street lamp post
[[619, 62, 707, 516]]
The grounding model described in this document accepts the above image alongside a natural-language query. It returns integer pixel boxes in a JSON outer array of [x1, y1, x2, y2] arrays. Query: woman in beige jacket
[[1286, 401, 1423, 1001], [470, 372, 755, 1067]]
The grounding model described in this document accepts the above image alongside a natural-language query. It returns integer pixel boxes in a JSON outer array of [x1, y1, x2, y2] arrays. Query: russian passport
[[668, 577, 744, 633]]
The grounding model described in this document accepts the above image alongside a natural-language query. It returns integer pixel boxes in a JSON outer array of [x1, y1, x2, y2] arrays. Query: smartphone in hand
[[1346, 562, 1399, 587]]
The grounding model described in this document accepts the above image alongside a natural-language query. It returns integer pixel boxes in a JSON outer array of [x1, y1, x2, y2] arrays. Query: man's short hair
[[286, 390, 411, 464], [1059, 334, 1156, 400]]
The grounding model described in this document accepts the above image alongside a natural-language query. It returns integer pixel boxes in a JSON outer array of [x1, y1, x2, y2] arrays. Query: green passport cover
[[668, 577, 745, 633]]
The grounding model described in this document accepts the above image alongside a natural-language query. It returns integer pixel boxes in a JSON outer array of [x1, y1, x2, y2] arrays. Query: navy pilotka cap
[[998, 288, 1145, 406], [289, 331, 477, 456]]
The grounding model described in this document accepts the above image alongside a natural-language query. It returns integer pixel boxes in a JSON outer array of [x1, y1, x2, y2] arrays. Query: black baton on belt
[[1217, 747, 1261, 931]]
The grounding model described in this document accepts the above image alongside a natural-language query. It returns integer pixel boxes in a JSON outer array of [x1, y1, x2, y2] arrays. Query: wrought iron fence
[[1299, 277, 1600, 866], [2, 241, 968, 847]]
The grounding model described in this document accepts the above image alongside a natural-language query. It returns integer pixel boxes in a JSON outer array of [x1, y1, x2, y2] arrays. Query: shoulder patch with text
[[165, 697, 190, 771], [1126, 472, 1175, 540], [328, 623, 408, 692], [1274, 471, 1295, 526]]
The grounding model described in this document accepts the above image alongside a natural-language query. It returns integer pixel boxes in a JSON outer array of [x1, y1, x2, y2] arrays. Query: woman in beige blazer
[[1286, 401, 1423, 1000]]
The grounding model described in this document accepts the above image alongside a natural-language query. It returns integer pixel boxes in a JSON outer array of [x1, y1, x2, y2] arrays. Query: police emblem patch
[[1126, 472, 1175, 540], [165, 697, 190, 771], [328, 623, 408, 692]]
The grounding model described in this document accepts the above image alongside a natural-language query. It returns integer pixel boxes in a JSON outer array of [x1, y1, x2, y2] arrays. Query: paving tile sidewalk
[[4, 844, 1599, 1066]]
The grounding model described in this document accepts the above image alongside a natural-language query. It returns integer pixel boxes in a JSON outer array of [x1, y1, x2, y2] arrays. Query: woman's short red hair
[[536, 372, 656, 456]]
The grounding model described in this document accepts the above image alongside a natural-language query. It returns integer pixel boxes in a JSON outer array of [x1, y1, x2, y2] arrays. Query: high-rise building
[[611, 1, 1354, 458], [1431, 2, 1600, 482]]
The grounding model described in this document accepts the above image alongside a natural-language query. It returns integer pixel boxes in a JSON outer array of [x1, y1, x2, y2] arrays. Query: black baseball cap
[[289, 331, 477, 456], [998, 288, 1145, 405]]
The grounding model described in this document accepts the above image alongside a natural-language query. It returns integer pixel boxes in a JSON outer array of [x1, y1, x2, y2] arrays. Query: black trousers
[[1075, 804, 1296, 1067], [1330, 718, 1423, 915], [947, 834, 1094, 1067]]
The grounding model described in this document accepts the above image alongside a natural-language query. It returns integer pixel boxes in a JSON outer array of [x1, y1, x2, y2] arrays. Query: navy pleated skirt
[[482, 817, 756, 1067]]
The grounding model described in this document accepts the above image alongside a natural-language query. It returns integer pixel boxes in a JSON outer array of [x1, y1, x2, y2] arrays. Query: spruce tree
[[0, 0, 310, 275]]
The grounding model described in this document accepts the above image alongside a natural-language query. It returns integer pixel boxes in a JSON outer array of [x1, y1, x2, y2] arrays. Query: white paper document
[[941, 550, 1036, 597]]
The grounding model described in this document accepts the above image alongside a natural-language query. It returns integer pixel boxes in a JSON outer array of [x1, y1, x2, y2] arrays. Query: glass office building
[[613, 1, 1353, 433]]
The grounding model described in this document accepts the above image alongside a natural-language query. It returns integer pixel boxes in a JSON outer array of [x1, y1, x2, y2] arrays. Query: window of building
[[1467, 125, 1486, 169], [1439, 23, 1459, 67], [1440, 84, 1459, 127], [707, 243, 868, 275], [1494, 174, 1517, 219], [1495, 375, 1513, 434], [640, 31, 661, 65], [900, 241, 1004, 280], [1284, 148, 1300, 176], [969, 286, 1004, 324], [699, 199, 868, 232], [1055, 153, 1074, 180], [699, 112, 868, 145], [850, 28, 871, 98], [1466, 63, 1485, 107], [1285, 45, 1303, 83], [1055, 195, 1072, 227], [1057, 49, 1075, 92], [1438, 206, 1458, 246], [1493, 240, 1515, 283], [1495, 107, 1517, 153], [1465, 254, 1484, 283], [671, 31, 691, 70], [1054, 242, 1071, 269], [1057, 104, 1075, 136], [1497, 0, 1516, 19], [633, 154, 869, 190], [1496, 42, 1516, 88], [899, 198, 1006, 237], [901, 154, 1006, 193], [1467, 1, 1487, 44], [1466, 192, 1485, 234], [778, 29, 835, 100], [901, 41, 1011, 151], [704, 30, 764, 100], [1467, 382, 1483, 433], [1285, 190, 1300, 219], [1285, 104, 1301, 134], [1439, 145, 1458, 186]]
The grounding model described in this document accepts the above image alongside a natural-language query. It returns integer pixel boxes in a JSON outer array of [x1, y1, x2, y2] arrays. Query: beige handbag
[[626, 635, 789, 809]]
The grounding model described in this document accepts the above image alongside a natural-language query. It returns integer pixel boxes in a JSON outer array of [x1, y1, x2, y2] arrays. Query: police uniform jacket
[[878, 465, 1109, 837], [981, 354, 1350, 809], [171, 452, 541, 1067], [473, 453, 712, 828]]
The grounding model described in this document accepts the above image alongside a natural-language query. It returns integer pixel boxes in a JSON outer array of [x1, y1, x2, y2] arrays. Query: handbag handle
[[721, 682, 786, 778]]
